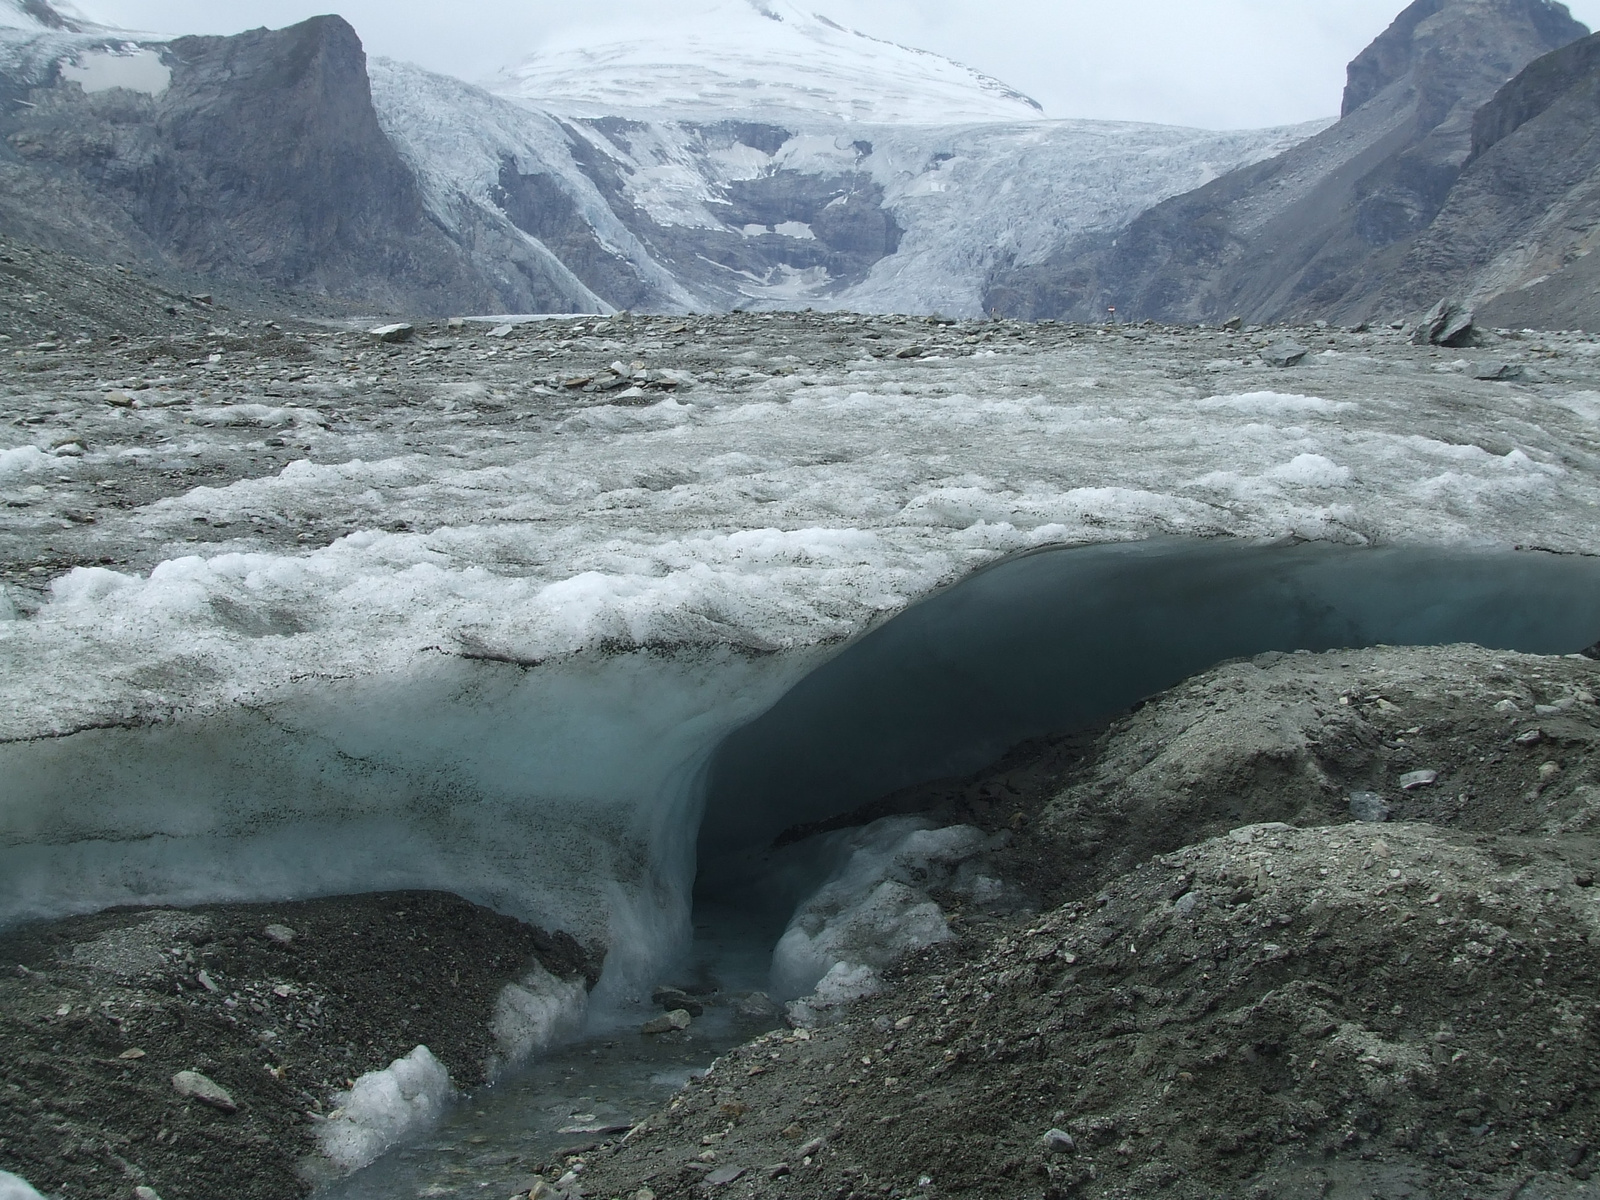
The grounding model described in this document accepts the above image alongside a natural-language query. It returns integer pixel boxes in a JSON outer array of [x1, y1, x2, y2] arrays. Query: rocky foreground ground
[[5, 641, 1594, 1199], [0, 895, 598, 1200], [563, 643, 1600, 1200]]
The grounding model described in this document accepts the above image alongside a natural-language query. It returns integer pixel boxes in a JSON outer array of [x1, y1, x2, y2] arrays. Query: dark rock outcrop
[[1383, 31, 1600, 330], [0, 16, 596, 315], [985, 0, 1588, 326]]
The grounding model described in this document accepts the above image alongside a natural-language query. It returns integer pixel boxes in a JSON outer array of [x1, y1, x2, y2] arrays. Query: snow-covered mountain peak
[[485, 0, 1044, 126]]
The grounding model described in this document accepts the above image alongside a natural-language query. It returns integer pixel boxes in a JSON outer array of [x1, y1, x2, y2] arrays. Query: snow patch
[[0, 1171, 46, 1200], [60, 46, 168, 95], [319, 1045, 453, 1173]]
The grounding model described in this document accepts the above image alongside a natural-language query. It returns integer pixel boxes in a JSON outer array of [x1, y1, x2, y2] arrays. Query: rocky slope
[[1385, 31, 1600, 330], [985, 0, 1590, 327], [0, 13, 600, 317]]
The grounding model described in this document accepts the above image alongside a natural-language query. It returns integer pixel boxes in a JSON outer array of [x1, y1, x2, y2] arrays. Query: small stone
[[1399, 770, 1438, 791], [1261, 341, 1308, 368], [105, 391, 136, 407], [1494, 699, 1520, 714], [1349, 792, 1392, 822], [1515, 729, 1547, 747], [894, 345, 926, 359], [1041, 1128, 1076, 1154], [1575, 873, 1595, 888], [1472, 361, 1523, 381], [134, 1188, 163, 1200], [172, 1070, 237, 1113], [1540, 762, 1563, 781], [196, 970, 219, 993], [731, 991, 781, 1019], [264, 924, 296, 945], [1173, 891, 1199, 916], [704, 1165, 746, 1186], [1299, 1018, 1337, 1039], [641, 1009, 692, 1035], [368, 323, 415, 344], [119, 1048, 146, 1060], [447, 317, 467, 330], [631, 1189, 657, 1200], [1222, 316, 1243, 332], [487, 324, 515, 339], [526, 1178, 555, 1200]]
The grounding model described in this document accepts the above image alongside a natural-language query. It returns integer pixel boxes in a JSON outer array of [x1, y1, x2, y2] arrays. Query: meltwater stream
[[311, 538, 1600, 1197]]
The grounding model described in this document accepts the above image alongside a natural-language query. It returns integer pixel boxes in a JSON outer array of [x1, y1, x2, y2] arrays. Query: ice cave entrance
[[695, 538, 1600, 903], [2, 538, 1599, 997]]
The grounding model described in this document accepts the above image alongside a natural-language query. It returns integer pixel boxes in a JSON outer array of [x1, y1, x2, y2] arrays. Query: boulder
[[1261, 342, 1308, 368], [1411, 299, 1476, 347]]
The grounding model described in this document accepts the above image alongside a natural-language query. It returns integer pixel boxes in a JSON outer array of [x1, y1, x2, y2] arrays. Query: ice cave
[[4, 538, 1598, 1002]]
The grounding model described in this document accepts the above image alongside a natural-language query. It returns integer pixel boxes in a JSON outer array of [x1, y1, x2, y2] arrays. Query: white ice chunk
[[770, 818, 995, 1001], [0, 1171, 46, 1200], [784, 961, 883, 1028], [1266, 453, 1352, 488], [489, 963, 589, 1076], [0, 445, 54, 479], [318, 1045, 453, 1173]]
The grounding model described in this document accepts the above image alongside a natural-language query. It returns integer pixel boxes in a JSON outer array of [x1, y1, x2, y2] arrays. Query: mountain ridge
[[984, 0, 1591, 326]]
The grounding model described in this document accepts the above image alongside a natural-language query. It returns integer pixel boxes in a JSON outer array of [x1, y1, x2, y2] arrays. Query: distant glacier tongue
[[2, 540, 1598, 993]]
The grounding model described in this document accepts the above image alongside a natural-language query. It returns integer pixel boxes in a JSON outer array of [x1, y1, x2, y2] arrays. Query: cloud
[[76, 0, 1600, 129]]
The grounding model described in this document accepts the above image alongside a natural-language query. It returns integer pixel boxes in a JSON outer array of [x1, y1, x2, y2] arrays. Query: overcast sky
[[76, 0, 1600, 129]]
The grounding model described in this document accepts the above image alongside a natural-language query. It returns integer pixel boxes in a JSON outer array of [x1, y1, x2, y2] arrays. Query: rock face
[[1385, 31, 1600, 329], [985, 0, 1588, 326], [0, 16, 599, 315]]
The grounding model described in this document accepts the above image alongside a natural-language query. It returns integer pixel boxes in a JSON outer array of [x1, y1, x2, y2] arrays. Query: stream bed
[[318, 904, 786, 1200]]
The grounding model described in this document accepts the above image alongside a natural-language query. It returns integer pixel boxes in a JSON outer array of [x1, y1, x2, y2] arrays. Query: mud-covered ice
[[3, 315, 1600, 987]]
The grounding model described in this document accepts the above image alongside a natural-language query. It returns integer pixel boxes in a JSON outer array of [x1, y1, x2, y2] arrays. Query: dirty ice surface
[[5, 322, 1599, 739]]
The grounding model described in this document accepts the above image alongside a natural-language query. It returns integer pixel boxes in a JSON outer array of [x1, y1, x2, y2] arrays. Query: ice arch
[[1, 538, 1597, 993], [698, 539, 1600, 866]]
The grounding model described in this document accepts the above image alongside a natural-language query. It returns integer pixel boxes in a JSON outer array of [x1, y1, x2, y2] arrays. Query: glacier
[[5, 317, 1600, 992], [481, 0, 1047, 127], [370, 54, 1324, 316]]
